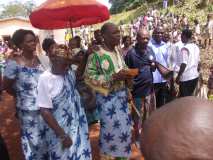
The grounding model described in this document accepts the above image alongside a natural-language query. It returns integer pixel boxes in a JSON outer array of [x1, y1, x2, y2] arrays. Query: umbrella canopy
[[29, 0, 110, 29]]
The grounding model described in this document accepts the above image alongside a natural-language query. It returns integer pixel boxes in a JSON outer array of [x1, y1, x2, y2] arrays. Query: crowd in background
[[0, 7, 213, 160]]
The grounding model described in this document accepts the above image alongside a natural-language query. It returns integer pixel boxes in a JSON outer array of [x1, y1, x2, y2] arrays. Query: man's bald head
[[137, 29, 150, 50], [142, 97, 213, 160], [153, 26, 164, 34], [101, 22, 120, 47], [152, 27, 163, 44], [101, 22, 116, 35], [137, 29, 149, 39]]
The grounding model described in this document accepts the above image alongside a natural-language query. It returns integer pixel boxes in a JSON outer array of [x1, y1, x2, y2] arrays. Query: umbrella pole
[[69, 19, 74, 38], [71, 28, 74, 37]]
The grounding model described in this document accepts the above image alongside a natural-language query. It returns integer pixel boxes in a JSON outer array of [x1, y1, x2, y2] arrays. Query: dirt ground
[[0, 92, 143, 160]]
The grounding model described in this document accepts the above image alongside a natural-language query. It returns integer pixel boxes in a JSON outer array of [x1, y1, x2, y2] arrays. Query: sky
[[0, 0, 111, 8]]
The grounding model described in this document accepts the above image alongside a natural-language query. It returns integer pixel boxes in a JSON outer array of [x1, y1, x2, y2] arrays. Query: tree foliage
[[110, 0, 146, 14], [109, 0, 212, 14], [0, 1, 36, 18]]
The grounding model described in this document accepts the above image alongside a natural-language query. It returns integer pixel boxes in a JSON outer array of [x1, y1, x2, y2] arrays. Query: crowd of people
[[0, 8, 213, 160]]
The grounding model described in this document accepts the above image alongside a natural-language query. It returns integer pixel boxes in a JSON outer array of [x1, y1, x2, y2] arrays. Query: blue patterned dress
[[43, 70, 92, 160], [4, 60, 48, 160], [96, 89, 132, 158]]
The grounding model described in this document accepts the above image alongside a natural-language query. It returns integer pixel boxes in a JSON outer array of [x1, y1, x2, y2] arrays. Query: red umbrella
[[29, 0, 110, 29]]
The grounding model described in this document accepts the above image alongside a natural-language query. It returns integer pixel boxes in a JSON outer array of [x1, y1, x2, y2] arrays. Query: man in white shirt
[[176, 29, 200, 97], [148, 27, 170, 108], [163, 31, 174, 70]]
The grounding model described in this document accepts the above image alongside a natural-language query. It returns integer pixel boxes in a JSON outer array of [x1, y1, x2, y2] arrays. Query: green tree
[[24, 1, 36, 16], [0, 1, 36, 18], [110, 0, 146, 14]]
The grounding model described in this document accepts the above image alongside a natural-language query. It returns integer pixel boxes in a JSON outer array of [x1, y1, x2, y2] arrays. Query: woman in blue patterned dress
[[37, 45, 92, 160], [3, 29, 49, 160]]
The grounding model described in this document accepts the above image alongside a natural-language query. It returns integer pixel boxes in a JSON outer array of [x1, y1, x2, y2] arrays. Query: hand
[[112, 70, 129, 81], [60, 134, 72, 149]]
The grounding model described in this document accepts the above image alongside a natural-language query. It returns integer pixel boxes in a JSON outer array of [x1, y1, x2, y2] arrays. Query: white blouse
[[37, 70, 64, 109]]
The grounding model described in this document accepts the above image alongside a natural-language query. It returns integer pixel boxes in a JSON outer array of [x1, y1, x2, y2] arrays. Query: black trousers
[[154, 82, 170, 108], [179, 78, 198, 97], [0, 134, 10, 160]]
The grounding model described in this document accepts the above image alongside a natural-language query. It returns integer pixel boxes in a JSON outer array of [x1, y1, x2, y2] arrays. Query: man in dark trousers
[[125, 28, 156, 145]]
